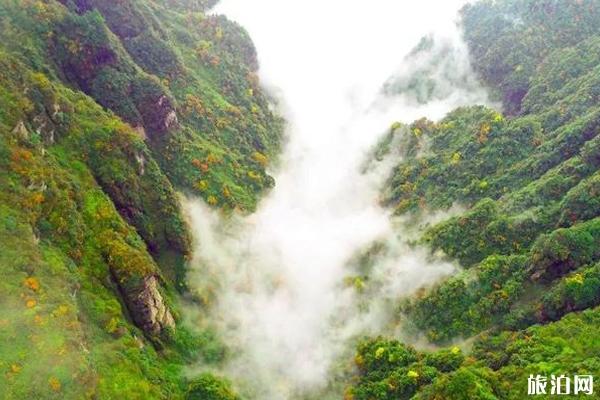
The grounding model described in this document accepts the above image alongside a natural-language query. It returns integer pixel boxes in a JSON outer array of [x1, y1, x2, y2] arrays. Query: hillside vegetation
[[0, 0, 281, 398], [345, 1, 600, 398], [2, 0, 600, 399]]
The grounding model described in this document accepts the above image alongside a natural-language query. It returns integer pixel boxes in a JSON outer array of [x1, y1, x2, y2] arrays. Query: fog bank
[[185, 1, 493, 398]]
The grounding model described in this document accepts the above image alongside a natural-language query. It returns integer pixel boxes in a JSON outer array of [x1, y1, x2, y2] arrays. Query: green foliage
[[343, 2, 600, 399], [152, 9, 283, 211], [0, 0, 280, 397], [529, 218, 600, 281], [540, 263, 600, 321], [356, 308, 600, 400], [384, 106, 517, 214], [414, 366, 499, 400], [2, 0, 282, 212], [347, 338, 465, 400], [0, 124, 187, 398], [425, 199, 515, 266], [423, 347, 466, 373], [402, 255, 528, 342], [404, 220, 600, 341], [160, 0, 220, 12], [186, 373, 240, 400], [0, 18, 226, 398], [461, 0, 600, 114], [471, 307, 600, 399], [382, 0, 600, 349], [557, 170, 600, 226], [355, 337, 419, 378]]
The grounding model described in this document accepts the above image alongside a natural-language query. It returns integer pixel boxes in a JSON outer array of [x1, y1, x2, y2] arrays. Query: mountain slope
[[344, 1, 600, 399], [0, 0, 281, 398]]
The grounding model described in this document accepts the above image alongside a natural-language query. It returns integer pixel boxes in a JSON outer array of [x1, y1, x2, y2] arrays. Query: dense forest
[[0, 0, 599, 399], [345, 0, 600, 399]]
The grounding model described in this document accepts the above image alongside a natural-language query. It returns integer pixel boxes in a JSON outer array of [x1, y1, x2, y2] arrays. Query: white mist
[[185, 1, 492, 398]]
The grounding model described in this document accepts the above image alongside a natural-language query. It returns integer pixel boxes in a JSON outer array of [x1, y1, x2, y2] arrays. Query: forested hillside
[[345, 1, 600, 399], [2, 0, 600, 399], [0, 0, 281, 398]]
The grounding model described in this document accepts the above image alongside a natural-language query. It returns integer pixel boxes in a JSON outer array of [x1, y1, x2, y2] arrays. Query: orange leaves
[[24, 277, 40, 291], [192, 153, 221, 174], [22, 279, 40, 309], [10, 148, 33, 165], [191, 158, 202, 168], [195, 40, 220, 67], [22, 192, 45, 211], [192, 159, 209, 172], [48, 377, 61, 392], [31, 192, 45, 205], [209, 55, 221, 67]]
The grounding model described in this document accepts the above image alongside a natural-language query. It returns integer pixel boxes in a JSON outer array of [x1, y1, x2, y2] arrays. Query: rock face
[[123, 276, 175, 335], [11, 120, 28, 140], [142, 94, 179, 135]]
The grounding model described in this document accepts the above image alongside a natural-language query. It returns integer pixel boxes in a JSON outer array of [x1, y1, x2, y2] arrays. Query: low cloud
[[184, 1, 494, 398]]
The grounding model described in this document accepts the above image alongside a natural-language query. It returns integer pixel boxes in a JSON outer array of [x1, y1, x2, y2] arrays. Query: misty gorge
[[1, 0, 600, 400]]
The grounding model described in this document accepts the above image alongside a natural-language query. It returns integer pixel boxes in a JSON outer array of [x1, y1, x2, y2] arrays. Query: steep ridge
[[343, 1, 600, 399], [0, 0, 280, 398]]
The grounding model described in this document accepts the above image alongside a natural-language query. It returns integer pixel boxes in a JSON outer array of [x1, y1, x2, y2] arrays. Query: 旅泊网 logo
[[527, 374, 594, 396]]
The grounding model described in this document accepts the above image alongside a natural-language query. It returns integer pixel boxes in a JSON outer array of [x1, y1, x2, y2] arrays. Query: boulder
[[122, 275, 175, 335]]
